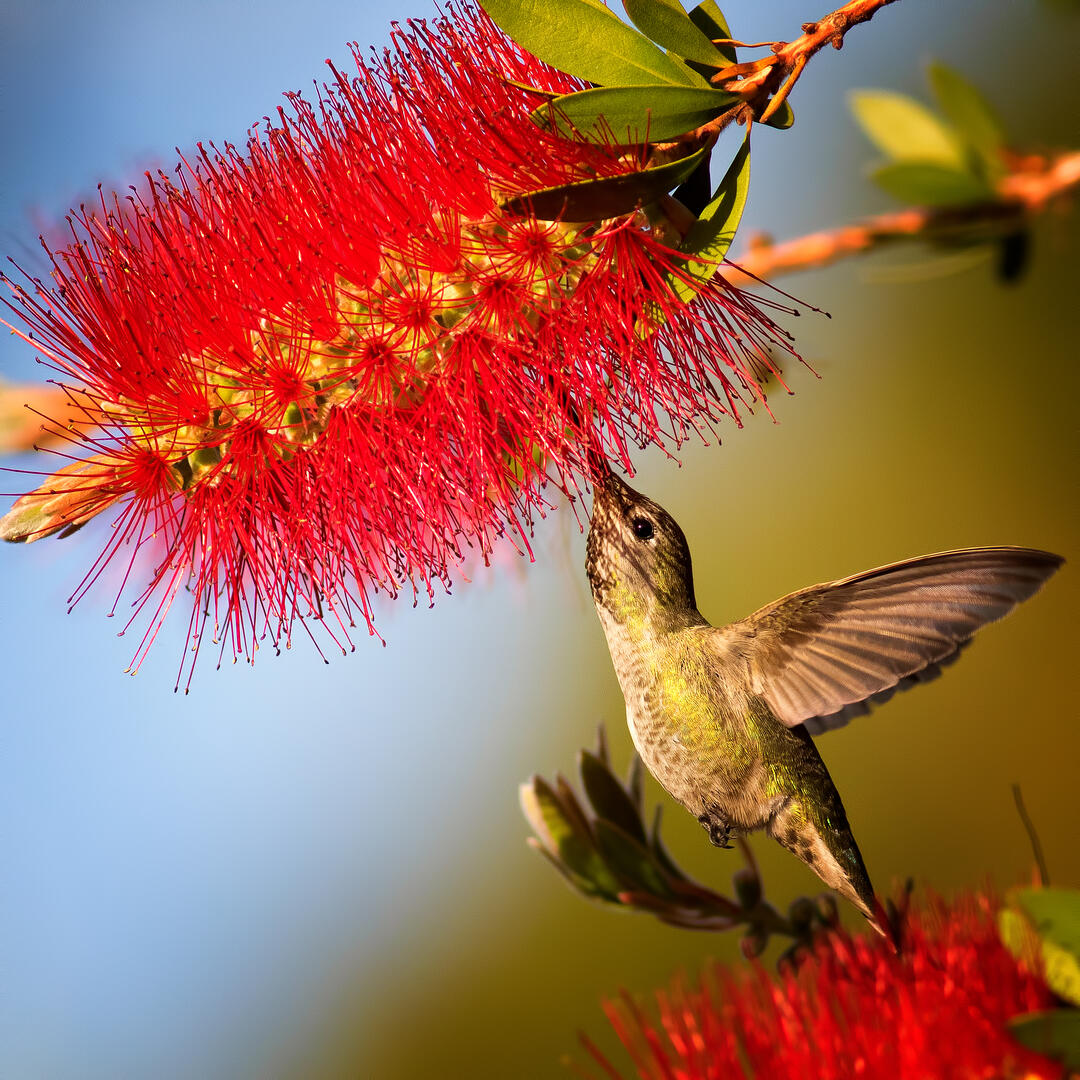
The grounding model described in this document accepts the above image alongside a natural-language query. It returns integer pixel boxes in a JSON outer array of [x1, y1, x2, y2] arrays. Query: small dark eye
[[631, 517, 654, 541]]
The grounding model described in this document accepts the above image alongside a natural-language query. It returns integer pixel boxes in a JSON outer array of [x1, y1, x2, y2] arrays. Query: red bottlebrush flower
[[0, 2, 793, 686], [580, 893, 1065, 1080]]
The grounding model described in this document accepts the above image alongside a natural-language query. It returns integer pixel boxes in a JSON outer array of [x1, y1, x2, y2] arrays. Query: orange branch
[[721, 149, 1080, 287], [662, 0, 902, 152]]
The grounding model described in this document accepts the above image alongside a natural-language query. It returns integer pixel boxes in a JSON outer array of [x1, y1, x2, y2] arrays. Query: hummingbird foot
[[698, 808, 734, 849]]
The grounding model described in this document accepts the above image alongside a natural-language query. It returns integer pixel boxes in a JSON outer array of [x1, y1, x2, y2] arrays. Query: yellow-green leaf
[[1010, 887, 1080, 1007], [687, 0, 736, 65], [763, 99, 794, 129], [927, 61, 1005, 180], [667, 127, 751, 303], [480, 0, 698, 87], [534, 84, 738, 143], [850, 89, 965, 167], [623, 0, 729, 66], [519, 778, 621, 897]]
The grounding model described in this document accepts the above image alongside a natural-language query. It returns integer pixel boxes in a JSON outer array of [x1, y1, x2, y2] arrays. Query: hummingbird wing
[[709, 547, 1062, 736]]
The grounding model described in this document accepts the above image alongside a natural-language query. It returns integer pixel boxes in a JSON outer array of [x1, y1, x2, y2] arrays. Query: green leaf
[[1014, 888, 1080, 958], [927, 61, 1005, 180], [687, 0, 736, 65], [593, 820, 673, 896], [480, 0, 698, 87], [1000, 906, 1042, 969], [520, 778, 621, 897], [626, 754, 644, 812], [0, 455, 122, 543], [666, 51, 713, 89], [1008, 1010, 1080, 1068], [535, 84, 739, 143], [579, 750, 648, 845], [666, 127, 751, 304], [644, 806, 690, 882], [763, 99, 794, 129], [850, 90, 965, 167], [501, 144, 708, 221], [1013, 888, 1080, 1007], [870, 161, 992, 206], [623, 0, 729, 66]]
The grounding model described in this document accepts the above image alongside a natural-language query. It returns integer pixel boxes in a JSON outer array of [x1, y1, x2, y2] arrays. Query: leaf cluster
[[481, 0, 747, 143], [520, 726, 842, 959], [481, 0, 765, 305], [999, 887, 1080, 1068], [851, 61, 1006, 208]]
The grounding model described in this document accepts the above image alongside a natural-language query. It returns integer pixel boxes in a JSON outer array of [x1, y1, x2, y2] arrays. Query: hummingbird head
[[586, 469, 697, 621]]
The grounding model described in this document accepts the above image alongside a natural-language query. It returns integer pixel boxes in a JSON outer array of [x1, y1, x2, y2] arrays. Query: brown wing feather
[[710, 547, 1062, 733]]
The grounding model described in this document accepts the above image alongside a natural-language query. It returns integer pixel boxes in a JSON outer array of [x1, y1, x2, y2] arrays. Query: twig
[[723, 0, 903, 118], [673, 0, 902, 145], [720, 149, 1080, 287], [1012, 783, 1050, 888]]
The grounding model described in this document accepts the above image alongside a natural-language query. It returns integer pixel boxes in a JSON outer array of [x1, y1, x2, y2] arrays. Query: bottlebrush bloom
[[0, 2, 793, 686], [579, 892, 1065, 1080]]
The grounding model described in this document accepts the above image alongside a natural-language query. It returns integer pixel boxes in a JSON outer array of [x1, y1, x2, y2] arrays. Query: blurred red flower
[[581, 893, 1064, 1080], [1, 3, 790, 685]]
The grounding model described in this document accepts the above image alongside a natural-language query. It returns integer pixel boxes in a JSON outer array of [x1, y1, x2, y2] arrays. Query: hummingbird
[[585, 468, 1062, 932]]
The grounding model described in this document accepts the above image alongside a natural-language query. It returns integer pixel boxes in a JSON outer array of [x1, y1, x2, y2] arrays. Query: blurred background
[[0, 1, 1077, 1077]]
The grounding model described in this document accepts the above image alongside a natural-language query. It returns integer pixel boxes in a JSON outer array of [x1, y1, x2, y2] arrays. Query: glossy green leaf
[[535, 84, 738, 144], [763, 99, 794, 130], [480, 0, 697, 87], [501, 144, 708, 221], [666, 127, 751, 304], [1008, 1010, 1080, 1068], [579, 750, 648, 845], [850, 90, 965, 167], [623, 0, 728, 66], [687, 0, 736, 65], [666, 51, 713, 89], [870, 161, 992, 206], [593, 820, 673, 896], [927, 61, 1005, 179]]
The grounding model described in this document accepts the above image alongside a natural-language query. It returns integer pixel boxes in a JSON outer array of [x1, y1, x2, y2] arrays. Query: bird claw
[[698, 809, 734, 849]]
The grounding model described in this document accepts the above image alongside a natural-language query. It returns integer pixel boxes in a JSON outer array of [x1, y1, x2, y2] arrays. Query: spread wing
[[709, 547, 1062, 736]]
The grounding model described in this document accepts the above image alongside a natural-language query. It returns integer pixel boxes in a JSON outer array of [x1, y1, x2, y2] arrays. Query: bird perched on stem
[[585, 468, 1062, 934]]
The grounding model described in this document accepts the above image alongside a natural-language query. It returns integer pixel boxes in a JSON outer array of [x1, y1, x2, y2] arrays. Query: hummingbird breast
[[598, 610, 779, 830]]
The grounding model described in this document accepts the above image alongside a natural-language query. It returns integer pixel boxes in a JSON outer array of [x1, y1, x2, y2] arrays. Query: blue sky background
[[1, 2, 1078, 1077]]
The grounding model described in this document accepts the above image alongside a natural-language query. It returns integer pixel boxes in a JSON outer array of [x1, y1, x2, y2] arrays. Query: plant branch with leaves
[[521, 727, 863, 962]]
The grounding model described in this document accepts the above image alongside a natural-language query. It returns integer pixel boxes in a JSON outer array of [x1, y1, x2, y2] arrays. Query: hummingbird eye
[[631, 517, 655, 541]]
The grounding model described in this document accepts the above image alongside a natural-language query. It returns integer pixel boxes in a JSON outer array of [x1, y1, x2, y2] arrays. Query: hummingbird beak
[[590, 471, 627, 524]]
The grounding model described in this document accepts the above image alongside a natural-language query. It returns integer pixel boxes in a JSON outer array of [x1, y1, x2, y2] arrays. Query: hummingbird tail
[[767, 801, 886, 937]]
